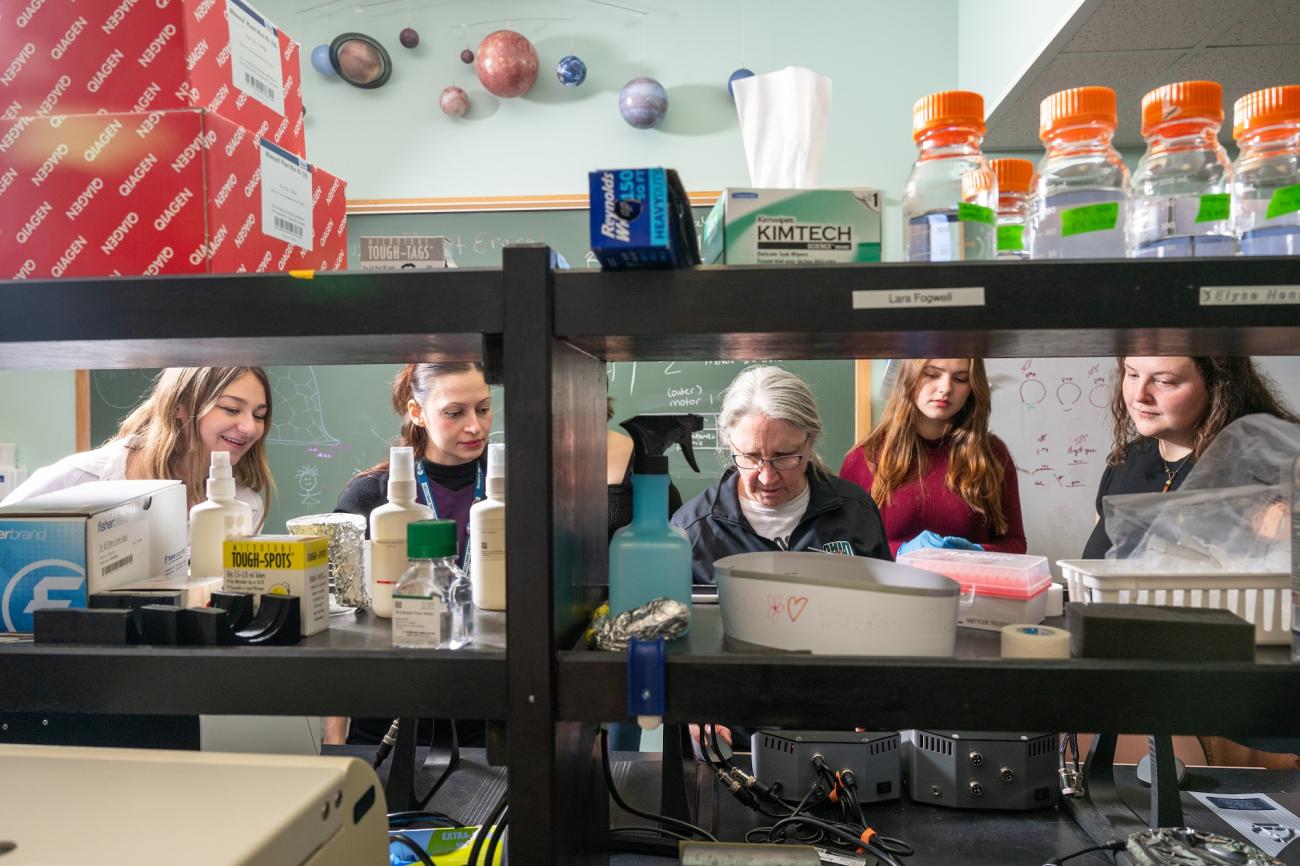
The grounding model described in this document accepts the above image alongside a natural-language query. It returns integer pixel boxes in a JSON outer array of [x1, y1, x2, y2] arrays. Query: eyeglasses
[[730, 437, 810, 472]]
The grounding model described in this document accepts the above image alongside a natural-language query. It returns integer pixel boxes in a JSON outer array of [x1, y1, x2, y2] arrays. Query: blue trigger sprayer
[[608, 414, 704, 628]]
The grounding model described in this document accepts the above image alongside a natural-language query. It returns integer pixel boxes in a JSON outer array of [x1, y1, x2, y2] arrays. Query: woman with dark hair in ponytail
[[330, 362, 493, 745]]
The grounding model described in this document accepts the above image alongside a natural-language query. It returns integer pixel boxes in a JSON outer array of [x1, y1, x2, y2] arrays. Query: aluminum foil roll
[[593, 597, 690, 651], [286, 513, 368, 609]]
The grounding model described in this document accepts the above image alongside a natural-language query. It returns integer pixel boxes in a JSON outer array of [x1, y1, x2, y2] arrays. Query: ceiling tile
[[1213, 0, 1300, 46], [1063, 0, 1247, 52]]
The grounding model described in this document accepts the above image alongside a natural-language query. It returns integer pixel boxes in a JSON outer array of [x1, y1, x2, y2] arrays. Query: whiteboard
[[985, 356, 1300, 575]]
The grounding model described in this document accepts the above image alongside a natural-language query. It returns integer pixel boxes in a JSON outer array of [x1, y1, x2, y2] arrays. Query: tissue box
[[703, 188, 882, 265], [0, 480, 188, 633], [223, 535, 329, 636], [587, 167, 700, 270], [0, 109, 346, 279], [0, 0, 306, 157]]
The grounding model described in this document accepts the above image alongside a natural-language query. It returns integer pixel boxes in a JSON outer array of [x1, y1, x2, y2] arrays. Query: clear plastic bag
[[1102, 414, 1299, 572]]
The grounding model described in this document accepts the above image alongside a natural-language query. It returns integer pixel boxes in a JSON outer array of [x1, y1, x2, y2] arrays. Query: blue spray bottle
[[608, 414, 704, 627]]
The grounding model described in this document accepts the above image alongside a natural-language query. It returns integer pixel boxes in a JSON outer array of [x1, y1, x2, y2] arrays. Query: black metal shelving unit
[[2, 252, 1299, 865]]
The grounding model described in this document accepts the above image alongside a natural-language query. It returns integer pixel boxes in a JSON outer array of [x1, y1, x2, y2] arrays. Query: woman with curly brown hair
[[1081, 356, 1297, 558], [839, 358, 1025, 557]]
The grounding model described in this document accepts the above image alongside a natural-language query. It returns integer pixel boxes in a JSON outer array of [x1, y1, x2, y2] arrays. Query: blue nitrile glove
[[897, 530, 945, 555], [940, 536, 984, 551]]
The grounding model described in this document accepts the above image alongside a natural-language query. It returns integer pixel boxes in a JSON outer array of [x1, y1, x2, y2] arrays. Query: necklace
[[1161, 453, 1192, 493]]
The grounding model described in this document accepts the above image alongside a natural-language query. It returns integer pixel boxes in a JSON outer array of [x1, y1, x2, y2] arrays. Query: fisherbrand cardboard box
[[703, 188, 883, 265], [0, 108, 347, 279], [0, 0, 306, 157], [0, 480, 188, 634]]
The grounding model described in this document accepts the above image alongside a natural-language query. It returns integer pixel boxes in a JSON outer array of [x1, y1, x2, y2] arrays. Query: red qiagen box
[[0, 0, 305, 158], [0, 109, 346, 279]]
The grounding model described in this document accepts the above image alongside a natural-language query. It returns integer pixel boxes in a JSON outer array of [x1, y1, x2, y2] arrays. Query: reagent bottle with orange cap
[[1232, 85, 1300, 256], [991, 158, 1033, 261]]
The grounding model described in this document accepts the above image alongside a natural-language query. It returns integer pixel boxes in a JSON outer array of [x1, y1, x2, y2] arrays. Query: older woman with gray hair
[[672, 365, 891, 585]]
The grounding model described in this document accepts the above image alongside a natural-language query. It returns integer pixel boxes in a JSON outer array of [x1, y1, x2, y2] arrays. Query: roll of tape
[[1000, 624, 1070, 659]]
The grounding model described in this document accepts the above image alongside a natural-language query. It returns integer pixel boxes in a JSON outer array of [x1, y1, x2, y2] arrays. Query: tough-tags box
[[0, 108, 346, 279], [703, 188, 883, 265], [0, 0, 306, 157], [588, 167, 700, 270], [0, 480, 188, 633], [223, 535, 329, 636]]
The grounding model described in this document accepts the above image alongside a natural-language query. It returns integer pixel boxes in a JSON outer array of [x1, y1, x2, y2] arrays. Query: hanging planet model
[[460, 48, 474, 64], [619, 77, 668, 128], [556, 54, 587, 87], [728, 68, 754, 100], [475, 30, 539, 98], [310, 44, 336, 77], [440, 86, 470, 117], [399, 27, 419, 49]]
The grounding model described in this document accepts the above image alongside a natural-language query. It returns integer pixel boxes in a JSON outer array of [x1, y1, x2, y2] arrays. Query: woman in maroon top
[[839, 358, 1026, 557]]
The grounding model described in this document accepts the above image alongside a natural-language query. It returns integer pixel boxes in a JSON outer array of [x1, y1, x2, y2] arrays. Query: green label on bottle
[[1060, 202, 1119, 237], [957, 202, 995, 225], [1195, 193, 1230, 223], [997, 224, 1024, 251], [1265, 183, 1300, 220]]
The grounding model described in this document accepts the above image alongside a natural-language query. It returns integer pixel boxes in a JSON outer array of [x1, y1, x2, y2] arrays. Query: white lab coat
[[0, 439, 266, 532]]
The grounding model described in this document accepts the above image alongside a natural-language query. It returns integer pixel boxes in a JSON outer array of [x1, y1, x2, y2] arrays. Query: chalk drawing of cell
[[267, 367, 339, 446]]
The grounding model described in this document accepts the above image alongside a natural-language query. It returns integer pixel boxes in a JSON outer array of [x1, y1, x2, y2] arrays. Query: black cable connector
[[372, 718, 400, 769]]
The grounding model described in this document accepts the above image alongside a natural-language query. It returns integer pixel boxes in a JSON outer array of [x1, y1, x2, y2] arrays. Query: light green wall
[[957, 0, 1087, 111], [257, 0, 959, 263], [0, 371, 76, 472]]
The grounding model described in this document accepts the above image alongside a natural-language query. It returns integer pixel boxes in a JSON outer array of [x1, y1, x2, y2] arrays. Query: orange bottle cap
[[1233, 85, 1300, 140], [991, 158, 1034, 194], [1141, 81, 1223, 137], [1040, 86, 1117, 138], [913, 90, 985, 141]]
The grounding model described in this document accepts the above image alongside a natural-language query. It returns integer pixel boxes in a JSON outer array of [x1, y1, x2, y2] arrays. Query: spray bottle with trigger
[[608, 414, 704, 627]]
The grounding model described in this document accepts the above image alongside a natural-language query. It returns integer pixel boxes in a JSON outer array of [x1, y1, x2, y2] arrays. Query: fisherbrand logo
[[2, 558, 85, 632]]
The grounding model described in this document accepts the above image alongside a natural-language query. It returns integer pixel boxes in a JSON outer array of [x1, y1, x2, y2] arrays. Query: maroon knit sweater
[[838, 435, 1027, 557]]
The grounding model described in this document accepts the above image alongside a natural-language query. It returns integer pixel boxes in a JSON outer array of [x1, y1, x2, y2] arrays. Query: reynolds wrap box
[[0, 0, 306, 157], [0, 109, 347, 279], [0, 480, 188, 633], [588, 167, 700, 270], [703, 188, 883, 265], [224, 535, 329, 636]]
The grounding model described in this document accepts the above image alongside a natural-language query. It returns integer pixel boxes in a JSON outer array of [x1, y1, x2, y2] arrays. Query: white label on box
[[852, 287, 986, 309], [1189, 792, 1300, 857], [393, 596, 444, 648], [1200, 285, 1300, 306], [259, 140, 312, 249], [227, 0, 286, 116]]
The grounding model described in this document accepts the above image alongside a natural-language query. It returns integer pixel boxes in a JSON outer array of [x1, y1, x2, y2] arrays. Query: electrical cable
[[373, 718, 401, 769], [387, 809, 461, 828], [600, 728, 718, 843], [388, 831, 437, 866], [482, 806, 508, 866], [1042, 839, 1125, 866], [465, 795, 508, 866], [610, 824, 695, 843]]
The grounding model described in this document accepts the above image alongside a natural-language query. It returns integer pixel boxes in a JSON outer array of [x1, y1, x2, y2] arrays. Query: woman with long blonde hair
[[839, 358, 1025, 557], [3, 367, 272, 531]]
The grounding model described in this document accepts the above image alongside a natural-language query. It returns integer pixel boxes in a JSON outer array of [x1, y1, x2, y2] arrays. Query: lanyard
[[413, 458, 484, 569]]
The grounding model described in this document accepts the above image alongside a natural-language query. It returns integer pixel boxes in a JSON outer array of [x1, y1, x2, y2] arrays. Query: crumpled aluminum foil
[[1126, 828, 1284, 866], [593, 597, 690, 651], [286, 513, 368, 609]]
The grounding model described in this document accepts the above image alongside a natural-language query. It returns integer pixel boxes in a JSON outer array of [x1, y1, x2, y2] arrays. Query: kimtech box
[[0, 0, 306, 157], [588, 167, 700, 270], [703, 188, 883, 265], [224, 535, 329, 636], [0, 480, 188, 633]]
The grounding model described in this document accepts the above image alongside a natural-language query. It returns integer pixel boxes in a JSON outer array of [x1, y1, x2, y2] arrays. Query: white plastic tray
[[1057, 559, 1292, 646]]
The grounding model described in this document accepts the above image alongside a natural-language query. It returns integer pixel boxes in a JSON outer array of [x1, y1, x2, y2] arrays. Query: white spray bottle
[[189, 450, 252, 578], [368, 446, 434, 618], [469, 443, 506, 610]]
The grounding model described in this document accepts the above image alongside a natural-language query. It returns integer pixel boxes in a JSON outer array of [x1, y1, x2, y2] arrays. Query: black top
[[1082, 438, 1194, 559], [670, 467, 892, 585], [607, 458, 684, 541]]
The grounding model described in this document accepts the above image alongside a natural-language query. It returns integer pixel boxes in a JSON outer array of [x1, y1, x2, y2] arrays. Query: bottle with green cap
[[392, 519, 473, 649]]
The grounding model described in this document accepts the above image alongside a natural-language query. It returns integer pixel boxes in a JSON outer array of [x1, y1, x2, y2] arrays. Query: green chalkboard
[[89, 207, 856, 530]]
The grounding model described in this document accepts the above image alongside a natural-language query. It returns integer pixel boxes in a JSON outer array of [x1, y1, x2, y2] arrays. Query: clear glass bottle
[[1232, 85, 1300, 256], [903, 90, 998, 262], [392, 519, 473, 649], [991, 158, 1033, 260], [1131, 80, 1236, 258], [1027, 86, 1130, 260]]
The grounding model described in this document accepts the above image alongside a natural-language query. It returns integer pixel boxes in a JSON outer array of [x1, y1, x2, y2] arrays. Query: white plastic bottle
[[469, 443, 506, 611], [369, 446, 434, 618], [189, 450, 252, 578], [1027, 86, 1130, 260]]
